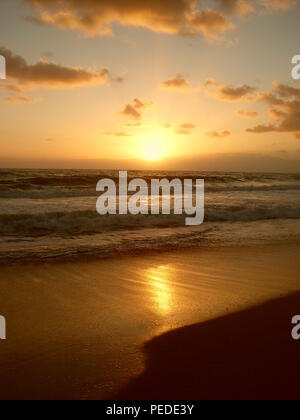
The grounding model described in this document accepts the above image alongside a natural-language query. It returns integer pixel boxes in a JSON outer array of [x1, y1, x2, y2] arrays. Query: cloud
[[24, 0, 235, 41], [24, 0, 297, 42], [119, 98, 153, 120], [205, 78, 257, 101], [0, 83, 33, 104], [214, 0, 255, 15], [236, 110, 258, 118], [258, 0, 297, 12], [0, 47, 111, 103], [175, 129, 192, 136], [271, 82, 300, 100], [175, 122, 196, 135], [125, 122, 142, 127], [216, 0, 296, 15], [160, 74, 191, 91], [111, 74, 126, 84], [206, 130, 231, 138], [181, 123, 196, 130], [186, 8, 234, 40], [246, 124, 276, 133], [0, 47, 109, 88], [119, 104, 141, 120], [247, 82, 300, 138]]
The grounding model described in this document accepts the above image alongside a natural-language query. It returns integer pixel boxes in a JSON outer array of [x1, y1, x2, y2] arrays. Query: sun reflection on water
[[145, 265, 173, 315]]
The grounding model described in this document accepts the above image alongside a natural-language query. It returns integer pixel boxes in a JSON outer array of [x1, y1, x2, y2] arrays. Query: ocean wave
[[1, 202, 300, 237], [1, 170, 300, 199], [0, 220, 300, 264], [1, 184, 300, 200]]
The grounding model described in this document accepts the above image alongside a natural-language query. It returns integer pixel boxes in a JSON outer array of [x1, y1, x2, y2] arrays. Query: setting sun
[[139, 129, 174, 162], [140, 133, 167, 162], [142, 142, 164, 161]]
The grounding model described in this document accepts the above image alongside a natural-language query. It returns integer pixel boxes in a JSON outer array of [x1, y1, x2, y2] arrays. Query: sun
[[142, 142, 164, 161], [140, 132, 168, 162]]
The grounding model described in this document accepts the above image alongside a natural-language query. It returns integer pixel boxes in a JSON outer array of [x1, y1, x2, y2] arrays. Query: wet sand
[[0, 242, 299, 399]]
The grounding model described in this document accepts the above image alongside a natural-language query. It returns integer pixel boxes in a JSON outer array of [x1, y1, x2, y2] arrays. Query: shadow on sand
[[116, 293, 300, 400]]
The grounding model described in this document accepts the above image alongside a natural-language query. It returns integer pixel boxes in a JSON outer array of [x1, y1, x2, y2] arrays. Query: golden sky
[[0, 0, 300, 170]]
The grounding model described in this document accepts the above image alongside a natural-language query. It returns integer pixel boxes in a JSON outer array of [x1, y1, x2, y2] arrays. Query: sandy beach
[[0, 241, 299, 400]]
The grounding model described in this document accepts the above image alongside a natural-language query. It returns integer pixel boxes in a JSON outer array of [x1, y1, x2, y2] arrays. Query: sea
[[0, 169, 300, 264]]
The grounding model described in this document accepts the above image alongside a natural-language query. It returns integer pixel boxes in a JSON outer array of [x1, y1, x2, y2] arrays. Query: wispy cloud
[[214, 0, 255, 15], [236, 110, 258, 118], [206, 130, 231, 138], [103, 131, 132, 137], [175, 123, 196, 135], [258, 0, 296, 12]]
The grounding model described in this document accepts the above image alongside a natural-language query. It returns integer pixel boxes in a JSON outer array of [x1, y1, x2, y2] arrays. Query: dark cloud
[[0, 47, 109, 87], [0, 47, 111, 103], [246, 124, 277, 133], [24, 0, 234, 40], [119, 98, 153, 120], [205, 78, 257, 101], [24, 0, 297, 41], [161, 74, 191, 91], [247, 82, 300, 138], [186, 8, 234, 39]]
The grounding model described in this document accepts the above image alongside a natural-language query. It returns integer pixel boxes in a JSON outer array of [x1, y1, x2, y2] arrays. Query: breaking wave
[[1, 169, 300, 263]]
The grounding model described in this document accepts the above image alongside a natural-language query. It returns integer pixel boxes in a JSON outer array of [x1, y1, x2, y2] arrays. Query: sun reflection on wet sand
[[145, 265, 173, 315]]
